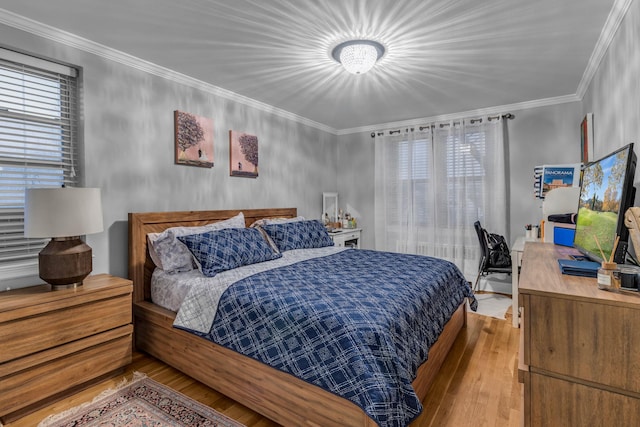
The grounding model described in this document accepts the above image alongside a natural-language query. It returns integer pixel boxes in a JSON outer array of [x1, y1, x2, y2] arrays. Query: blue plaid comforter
[[189, 249, 476, 427]]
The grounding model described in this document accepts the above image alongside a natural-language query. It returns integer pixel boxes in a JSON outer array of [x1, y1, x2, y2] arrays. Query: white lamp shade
[[24, 187, 104, 238]]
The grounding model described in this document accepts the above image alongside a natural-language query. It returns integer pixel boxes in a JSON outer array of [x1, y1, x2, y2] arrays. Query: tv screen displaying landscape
[[574, 146, 632, 262]]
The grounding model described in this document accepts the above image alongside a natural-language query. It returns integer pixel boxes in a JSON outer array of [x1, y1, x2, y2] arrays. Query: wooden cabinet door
[[529, 373, 640, 426], [528, 294, 640, 393]]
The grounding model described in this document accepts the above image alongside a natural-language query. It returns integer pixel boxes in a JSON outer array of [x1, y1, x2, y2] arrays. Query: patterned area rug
[[38, 373, 244, 427]]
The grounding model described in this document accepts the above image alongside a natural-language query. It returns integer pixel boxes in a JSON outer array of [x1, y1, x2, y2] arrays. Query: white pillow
[[147, 212, 245, 273]]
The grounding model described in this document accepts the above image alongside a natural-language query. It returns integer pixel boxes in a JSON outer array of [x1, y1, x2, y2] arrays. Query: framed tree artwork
[[229, 130, 258, 178], [174, 110, 214, 168]]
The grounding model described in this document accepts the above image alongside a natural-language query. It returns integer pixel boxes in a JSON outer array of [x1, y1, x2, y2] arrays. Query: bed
[[129, 208, 475, 427]]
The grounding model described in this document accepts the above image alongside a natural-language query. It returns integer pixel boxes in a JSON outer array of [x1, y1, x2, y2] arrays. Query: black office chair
[[473, 221, 512, 292]]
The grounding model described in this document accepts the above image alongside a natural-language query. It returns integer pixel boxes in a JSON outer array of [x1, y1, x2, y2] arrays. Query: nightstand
[[0, 274, 133, 423], [329, 228, 362, 248]]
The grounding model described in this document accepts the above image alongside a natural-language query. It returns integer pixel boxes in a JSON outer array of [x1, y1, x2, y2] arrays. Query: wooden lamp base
[[39, 237, 93, 289]]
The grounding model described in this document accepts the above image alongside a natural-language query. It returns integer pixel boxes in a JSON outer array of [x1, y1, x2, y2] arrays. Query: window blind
[[439, 127, 486, 225], [0, 49, 79, 279], [395, 136, 431, 226], [393, 127, 489, 227]]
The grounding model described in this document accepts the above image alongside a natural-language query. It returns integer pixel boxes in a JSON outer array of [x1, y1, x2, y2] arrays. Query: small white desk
[[511, 236, 539, 327]]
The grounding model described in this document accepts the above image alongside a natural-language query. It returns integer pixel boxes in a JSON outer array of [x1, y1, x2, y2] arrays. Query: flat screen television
[[573, 143, 637, 264]]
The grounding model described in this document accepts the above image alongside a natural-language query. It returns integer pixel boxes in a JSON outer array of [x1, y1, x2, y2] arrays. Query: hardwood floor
[[5, 312, 521, 427]]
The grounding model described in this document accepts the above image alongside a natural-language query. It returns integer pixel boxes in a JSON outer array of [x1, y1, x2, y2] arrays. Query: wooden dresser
[[0, 274, 133, 423], [518, 242, 640, 426]]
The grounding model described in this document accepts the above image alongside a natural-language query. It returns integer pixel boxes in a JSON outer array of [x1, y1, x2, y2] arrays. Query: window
[[436, 127, 486, 226], [0, 49, 79, 280], [395, 136, 431, 226], [375, 119, 507, 278], [393, 128, 488, 228]]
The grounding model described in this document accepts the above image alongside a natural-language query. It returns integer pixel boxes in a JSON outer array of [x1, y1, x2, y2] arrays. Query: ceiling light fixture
[[331, 40, 385, 75]]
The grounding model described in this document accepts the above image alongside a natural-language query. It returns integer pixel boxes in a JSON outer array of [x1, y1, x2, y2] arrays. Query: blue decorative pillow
[[261, 219, 334, 252], [148, 212, 246, 273], [177, 228, 281, 277]]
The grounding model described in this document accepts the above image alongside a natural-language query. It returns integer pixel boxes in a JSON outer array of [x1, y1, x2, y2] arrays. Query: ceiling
[[0, 0, 620, 132]]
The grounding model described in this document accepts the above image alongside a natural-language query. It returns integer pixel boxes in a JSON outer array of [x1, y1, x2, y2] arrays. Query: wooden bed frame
[[128, 208, 467, 426]]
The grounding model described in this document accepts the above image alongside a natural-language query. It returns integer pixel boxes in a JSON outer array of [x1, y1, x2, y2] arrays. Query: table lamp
[[24, 187, 103, 289]]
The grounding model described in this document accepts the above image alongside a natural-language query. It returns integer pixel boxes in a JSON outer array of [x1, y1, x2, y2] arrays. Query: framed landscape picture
[[229, 130, 258, 178], [174, 110, 214, 168]]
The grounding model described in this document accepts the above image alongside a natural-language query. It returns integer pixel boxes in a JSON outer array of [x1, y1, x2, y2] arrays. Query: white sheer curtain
[[374, 117, 508, 279]]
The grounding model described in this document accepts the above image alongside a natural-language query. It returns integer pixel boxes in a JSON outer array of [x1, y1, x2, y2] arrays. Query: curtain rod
[[371, 113, 515, 137]]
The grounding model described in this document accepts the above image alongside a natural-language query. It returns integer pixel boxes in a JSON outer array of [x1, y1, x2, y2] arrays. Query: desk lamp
[[24, 187, 103, 289]]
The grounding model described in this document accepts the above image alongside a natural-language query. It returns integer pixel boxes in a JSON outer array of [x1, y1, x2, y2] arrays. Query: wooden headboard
[[128, 208, 297, 304]]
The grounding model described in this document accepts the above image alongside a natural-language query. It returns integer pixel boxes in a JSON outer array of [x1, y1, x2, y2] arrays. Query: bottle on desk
[[597, 261, 621, 292], [596, 235, 622, 292]]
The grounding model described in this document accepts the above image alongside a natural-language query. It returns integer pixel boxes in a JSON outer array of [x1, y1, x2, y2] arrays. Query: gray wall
[[506, 102, 583, 243], [583, 0, 640, 166], [337, 101, 583, 249], [581, 0, 640, 256], [2, 24, 337, 283], [336, 1, 640, 252], [4, 0, 639, 284], [336, 132, 376, 249]]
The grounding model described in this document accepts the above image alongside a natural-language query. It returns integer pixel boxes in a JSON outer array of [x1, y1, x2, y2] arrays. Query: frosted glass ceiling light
[[331, 40, 385, 75]]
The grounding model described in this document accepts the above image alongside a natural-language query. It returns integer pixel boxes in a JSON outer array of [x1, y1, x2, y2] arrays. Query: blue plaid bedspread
[[187, 249, 476, 427]]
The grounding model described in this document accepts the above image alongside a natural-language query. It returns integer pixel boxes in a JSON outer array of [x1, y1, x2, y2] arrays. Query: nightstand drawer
[[0, 293, 132, 363], [0, 274, 133, 422], [329, 228, 362, 248], [0, 325, 132, 416], [340, 231, 359, 240]]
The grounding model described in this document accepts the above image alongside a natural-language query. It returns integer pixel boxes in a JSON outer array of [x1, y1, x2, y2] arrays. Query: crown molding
[[337, 94, 581, 136], [340, 0, 633, 137], [576, 0, 633, 99], [1, 1, 629, 138], [0, 8, 337, 135]]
